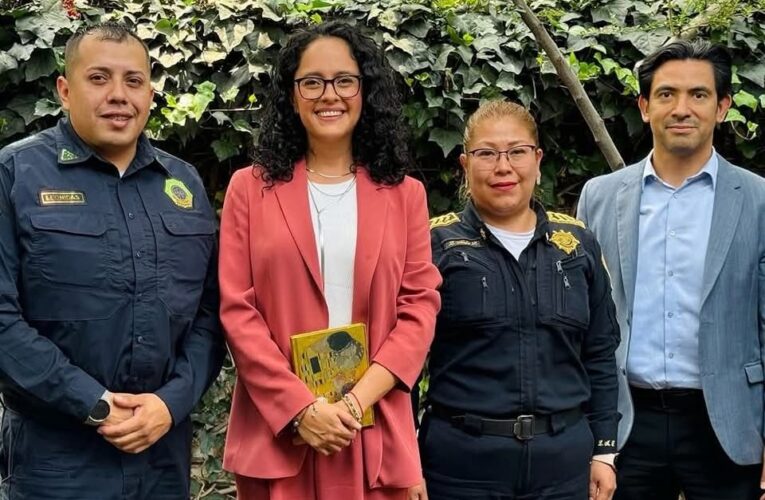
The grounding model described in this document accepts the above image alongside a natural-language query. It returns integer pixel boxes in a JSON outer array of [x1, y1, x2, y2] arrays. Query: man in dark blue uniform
[[0, 23, 224, 499]]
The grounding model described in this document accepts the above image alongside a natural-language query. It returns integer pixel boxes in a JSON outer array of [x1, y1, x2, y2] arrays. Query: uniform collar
[[463, 199, 551, 245], [54, 118, 171, 176]]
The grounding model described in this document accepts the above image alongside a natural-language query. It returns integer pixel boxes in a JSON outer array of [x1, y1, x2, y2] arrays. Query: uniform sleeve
[[0, 156, 105, 421], [371, 180, 442, 391], [219, 170, 316, 436], [155, 224, 225, 424], [582, 235, 620, 455]]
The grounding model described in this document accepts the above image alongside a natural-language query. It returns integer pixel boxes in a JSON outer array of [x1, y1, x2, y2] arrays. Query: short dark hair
[[637, 39, 732, 101], [64, 22, 150, 76], [253, 20, 412, 186]]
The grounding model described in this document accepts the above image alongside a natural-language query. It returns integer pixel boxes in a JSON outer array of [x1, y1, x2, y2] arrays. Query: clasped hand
[[293, 400, 361, 456], [98, 393, 173, 454]]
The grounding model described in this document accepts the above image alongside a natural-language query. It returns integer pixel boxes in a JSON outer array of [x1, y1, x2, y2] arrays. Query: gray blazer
[[577, 154, 765, 465]]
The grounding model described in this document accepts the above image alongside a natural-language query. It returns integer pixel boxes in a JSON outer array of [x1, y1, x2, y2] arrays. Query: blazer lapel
[[700, 156, 743, 306], [616, 161, 645, 311], [352, 168, 388, 323], [274, 159, 324, 294]]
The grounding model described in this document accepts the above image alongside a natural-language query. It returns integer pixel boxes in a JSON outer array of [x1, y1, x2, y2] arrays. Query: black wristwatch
[[85, 393, 112, 426]]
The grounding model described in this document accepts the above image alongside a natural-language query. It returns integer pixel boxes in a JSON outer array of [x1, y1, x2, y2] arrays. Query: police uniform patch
[[59, 148, 79, 162], [547, 211, 585, 228], [549, 230, 580, 255], [443, 238, 483, 250], [430, 212, 459, 229], [164, 178, 194, 209], [39, 189, 86, 206]]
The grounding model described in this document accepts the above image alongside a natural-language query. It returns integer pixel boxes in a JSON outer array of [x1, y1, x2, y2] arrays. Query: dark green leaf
[[430, 128, 463, 157], [24, 49, 57, 82]]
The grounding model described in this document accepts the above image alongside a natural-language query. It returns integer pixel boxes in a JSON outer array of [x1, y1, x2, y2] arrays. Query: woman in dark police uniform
[[419, 100, 620, 500]]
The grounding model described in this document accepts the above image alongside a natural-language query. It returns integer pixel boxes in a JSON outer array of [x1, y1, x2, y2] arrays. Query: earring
[[536, 176, 541, 186]]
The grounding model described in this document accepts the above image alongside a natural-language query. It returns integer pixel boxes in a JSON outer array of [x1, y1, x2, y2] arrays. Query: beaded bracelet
[[342, 393, 363, 424]]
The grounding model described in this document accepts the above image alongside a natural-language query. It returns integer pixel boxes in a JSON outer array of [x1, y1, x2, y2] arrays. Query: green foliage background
[[1, 0, 764, 497]]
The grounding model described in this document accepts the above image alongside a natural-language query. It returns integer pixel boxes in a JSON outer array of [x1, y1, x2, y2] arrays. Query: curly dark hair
[[253, 21, 412, 186]]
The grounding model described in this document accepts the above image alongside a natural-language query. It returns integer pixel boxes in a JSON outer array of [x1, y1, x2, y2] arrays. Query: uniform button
[[672, 193, 679, 199], [128, 212, 135, 219], [668, 352, 674, 359], [669, 230, 676, 237], [668, 270, 674, 277], [137, 292, 143, 299], [667, 312, 674, 318], [137, 336, 144, 344], [135, 250, 142, 258]]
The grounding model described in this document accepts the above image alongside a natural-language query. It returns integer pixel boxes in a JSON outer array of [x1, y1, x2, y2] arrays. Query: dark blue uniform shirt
[[427, 201, 620, 454], [0, 119, 223, 426]]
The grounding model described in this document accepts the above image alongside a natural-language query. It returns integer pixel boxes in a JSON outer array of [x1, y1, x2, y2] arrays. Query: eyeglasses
[[467, 145, 539, 169], [294, 75, 363, 100]]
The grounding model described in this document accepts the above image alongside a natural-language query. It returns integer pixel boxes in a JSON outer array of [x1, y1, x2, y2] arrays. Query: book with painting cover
[[290, 323, 374, 427]]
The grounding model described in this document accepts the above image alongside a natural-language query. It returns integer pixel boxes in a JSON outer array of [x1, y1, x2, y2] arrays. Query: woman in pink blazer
[[219, 21, 441, 500]]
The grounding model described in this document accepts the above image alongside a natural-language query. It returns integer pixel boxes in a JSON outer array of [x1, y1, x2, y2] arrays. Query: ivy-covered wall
[[1, 0, 764, 497]]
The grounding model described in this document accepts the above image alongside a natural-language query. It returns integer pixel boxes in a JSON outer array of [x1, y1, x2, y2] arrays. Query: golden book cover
[[290, 323, 374, 427]]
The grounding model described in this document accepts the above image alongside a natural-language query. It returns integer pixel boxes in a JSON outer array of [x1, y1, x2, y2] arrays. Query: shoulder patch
[[430, 212, 460, 229], [547, 211, 585, 228]]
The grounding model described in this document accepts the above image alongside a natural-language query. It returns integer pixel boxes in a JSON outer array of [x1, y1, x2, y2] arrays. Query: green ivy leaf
[[724, 108, 746, 124], [8, 43, 35, 62], [430, 128, 463, 157], [733, 90, 758, 111], [212, 138, 238, 161], [737, 64, 765, 87], [0, 52, 17, 72], [34, 98, 60, 118], [214, 20, 254, 52], [155, 19, 176, 37], [219, 86, 239, 103], [24, 49, 57, 82]]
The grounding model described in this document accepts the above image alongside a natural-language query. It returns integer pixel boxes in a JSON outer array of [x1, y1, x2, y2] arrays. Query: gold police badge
[[164, 178, 193, 209], [549, 230, 579, 255]]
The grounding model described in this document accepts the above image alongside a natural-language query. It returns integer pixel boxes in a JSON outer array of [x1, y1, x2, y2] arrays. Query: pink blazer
[[218, 160, 441, 488]]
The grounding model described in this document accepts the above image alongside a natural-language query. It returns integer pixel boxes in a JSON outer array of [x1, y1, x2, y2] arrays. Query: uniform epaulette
[[547, 211, 585, 229], [430, 212, 460, 229]]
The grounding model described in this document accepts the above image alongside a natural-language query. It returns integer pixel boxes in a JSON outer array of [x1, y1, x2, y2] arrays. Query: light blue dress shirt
[[627, 152, 718, 390]]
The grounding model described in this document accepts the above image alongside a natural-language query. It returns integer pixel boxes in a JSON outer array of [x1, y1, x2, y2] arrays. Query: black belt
[[629, 386, 704, 410], [427, 402, 582, 440]]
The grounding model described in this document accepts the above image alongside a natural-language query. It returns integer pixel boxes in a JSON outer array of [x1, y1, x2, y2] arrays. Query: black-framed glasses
[[294, 75, 363, 100], [467, 145, 539, 169]]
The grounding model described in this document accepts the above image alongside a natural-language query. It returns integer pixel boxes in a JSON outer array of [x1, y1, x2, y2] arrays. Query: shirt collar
[[463, 199, 550, 244], [642, 149, 718, 191], [54, 118, 170, 176]]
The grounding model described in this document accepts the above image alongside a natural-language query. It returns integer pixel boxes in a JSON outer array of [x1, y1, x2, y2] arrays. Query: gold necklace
[[306, 162, 355, 179]]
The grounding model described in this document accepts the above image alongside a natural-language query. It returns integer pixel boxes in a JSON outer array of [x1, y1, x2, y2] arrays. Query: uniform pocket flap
[[744, 362, 764, 384], [160, 212, 216, 236], [30, 212, 106, 236]]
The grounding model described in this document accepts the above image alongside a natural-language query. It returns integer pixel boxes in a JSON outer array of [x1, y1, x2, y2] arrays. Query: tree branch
[[510, 0, 625, 171]]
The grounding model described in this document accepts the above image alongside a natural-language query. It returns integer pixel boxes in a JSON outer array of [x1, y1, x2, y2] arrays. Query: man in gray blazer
[[577, 39, 765, 499]]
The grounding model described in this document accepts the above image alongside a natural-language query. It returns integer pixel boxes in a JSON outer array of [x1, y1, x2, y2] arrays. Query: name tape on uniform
[[443, 238, 483, 249], [39, 190, 86, 206]]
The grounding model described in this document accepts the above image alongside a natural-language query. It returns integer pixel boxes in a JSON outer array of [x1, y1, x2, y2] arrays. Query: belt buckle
[[513, 414, 535, 440]]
